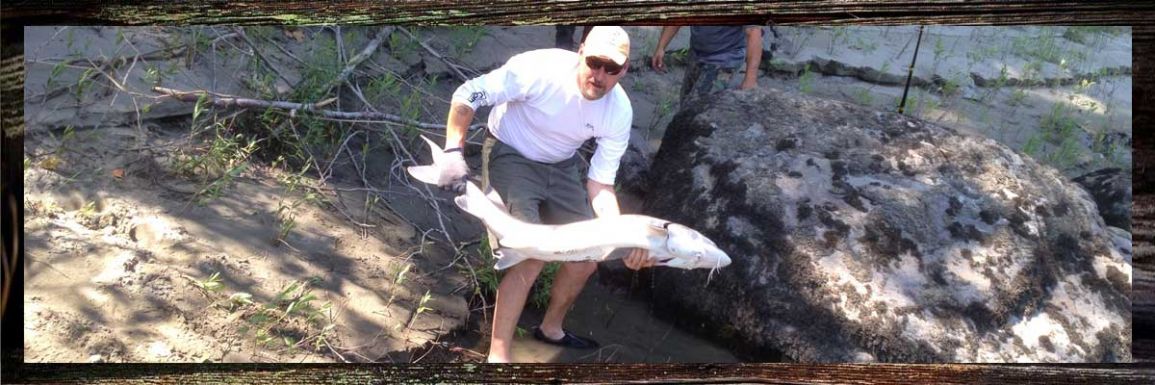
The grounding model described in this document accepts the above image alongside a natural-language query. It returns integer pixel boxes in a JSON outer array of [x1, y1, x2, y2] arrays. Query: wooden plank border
[[3, 2, 1153, 383]]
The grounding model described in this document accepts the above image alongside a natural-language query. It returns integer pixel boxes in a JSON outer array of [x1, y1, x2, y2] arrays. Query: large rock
[[640, 87, 1132, 362], [1072, 168, 1131, 231]]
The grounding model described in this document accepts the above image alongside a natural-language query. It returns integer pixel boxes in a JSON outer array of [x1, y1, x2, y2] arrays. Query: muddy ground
[[21, 25, 1131, 363]]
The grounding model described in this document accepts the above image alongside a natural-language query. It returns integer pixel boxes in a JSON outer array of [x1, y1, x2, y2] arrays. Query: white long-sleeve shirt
[[451, 48, 632, 185]]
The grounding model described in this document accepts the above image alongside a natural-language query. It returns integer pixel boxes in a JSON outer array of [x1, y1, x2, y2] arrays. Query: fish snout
[[705, 243, 731, 267]]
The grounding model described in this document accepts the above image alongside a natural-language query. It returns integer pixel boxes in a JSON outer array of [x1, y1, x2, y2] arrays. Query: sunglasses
[[585, 56, 624, 75]]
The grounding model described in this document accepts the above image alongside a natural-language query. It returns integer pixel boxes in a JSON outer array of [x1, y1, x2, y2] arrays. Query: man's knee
[[562, 261, 597, 279], [502, 259, 547, 288]]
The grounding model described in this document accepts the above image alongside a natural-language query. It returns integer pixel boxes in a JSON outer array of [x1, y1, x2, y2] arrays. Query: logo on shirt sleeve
[[468, 91, 487, 103]]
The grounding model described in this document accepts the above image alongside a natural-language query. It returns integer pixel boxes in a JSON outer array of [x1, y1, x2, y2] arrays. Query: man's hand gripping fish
[[407, 135, 731, 272]]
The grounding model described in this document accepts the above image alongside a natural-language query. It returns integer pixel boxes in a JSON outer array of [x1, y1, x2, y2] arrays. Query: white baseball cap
[[582, 26, 630, 65]]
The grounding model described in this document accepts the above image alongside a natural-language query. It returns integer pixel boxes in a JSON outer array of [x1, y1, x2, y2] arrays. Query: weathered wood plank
[[2, 2, 1153, 384], [0, 1, 1153, 25], [3, 363, 1154, 384]]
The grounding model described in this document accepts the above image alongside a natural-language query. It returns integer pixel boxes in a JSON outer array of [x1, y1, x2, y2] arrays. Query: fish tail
[[405, 135, 445, 185], [453, 181, 495, 218]]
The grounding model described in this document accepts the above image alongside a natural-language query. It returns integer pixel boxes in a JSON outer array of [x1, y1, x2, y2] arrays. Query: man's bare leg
[[487, 259, 545, 363], [537, 261, 596, 340]]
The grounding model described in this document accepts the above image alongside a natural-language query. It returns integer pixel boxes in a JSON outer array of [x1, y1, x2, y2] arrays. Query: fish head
[[662, 223, 731, 270]]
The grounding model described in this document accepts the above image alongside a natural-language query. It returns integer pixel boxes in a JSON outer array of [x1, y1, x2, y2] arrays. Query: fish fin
[[493, 248, 532, 270], [495, 233, 538, 249], [407, 165, 441, 185]]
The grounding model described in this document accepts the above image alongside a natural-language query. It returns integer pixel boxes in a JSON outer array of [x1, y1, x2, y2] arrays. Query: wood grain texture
[[3, 363, 1155, 384], [0, 1, 1153, 25], [2, 1, 1153, 384]]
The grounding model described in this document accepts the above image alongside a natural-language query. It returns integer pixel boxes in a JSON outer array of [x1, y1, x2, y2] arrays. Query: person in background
[[431, 26, 657, 363], [555, 26, 594, 51], [650, 26, 764, 109]]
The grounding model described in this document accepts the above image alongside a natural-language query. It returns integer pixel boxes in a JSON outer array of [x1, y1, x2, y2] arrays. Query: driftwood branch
[[152, 86, 485, 132]]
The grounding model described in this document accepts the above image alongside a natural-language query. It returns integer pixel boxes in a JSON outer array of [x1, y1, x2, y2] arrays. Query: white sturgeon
[[407, 135, 731, 271]]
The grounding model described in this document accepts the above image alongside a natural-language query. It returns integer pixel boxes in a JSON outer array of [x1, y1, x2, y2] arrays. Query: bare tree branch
[[152, 86, 484, 132]]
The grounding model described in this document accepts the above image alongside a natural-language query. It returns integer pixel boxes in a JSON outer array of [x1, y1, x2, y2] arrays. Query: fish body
[[406, 135, 731, 271]]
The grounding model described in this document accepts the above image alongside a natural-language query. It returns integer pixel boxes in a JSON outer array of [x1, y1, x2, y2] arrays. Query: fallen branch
[[31, 45, 187, 71], [152, 86, 484, 132]]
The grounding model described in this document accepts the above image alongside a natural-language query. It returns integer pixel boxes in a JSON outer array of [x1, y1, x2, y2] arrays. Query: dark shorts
[[481, 135, 594, 227], [680, 53, 745, 109]]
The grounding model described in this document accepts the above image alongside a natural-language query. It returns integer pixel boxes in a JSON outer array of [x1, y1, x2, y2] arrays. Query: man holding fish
[[420, 26, 690, 363]]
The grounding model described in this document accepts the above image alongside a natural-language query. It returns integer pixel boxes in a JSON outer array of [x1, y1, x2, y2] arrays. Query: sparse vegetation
[[799, 64, 816, 94], [233, 278, 336, 353], [852, 87, 875, 107], [443, 26, 487, 57]]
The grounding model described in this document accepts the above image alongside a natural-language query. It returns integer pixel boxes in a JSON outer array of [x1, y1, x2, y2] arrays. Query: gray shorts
[[481, 135, 594, 228]]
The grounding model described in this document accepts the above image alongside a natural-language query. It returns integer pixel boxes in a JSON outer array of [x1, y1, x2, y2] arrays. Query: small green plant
[[46, 60, 67, 90], [994, 64, 1010, 88], [74, 67, 96, 101], [1008, 88, 1028, 106], [1091, 128, 1127, 167], [446, 26, 487, 57], [414, 291, 433, 317], [768, 58, 787, 72], [799, 65, 816, 94], [471, 236, 500, 297], [921, 94, 941, 116], [852, 87, 875, 106], [142, 65, 162, 86], [932, 37, 947, 62], [1021, 133, 1044, 156], [404, 290, 435, 331], [529, 263, 560, 309], [1075, 78, 1096, 93], [77, 201, 98, 219], [234, 279, 334, 352], [389, 30, 420, 59], [275, 202, 299, 241], [395, 264, 413, 286], [829, 26, 848, 55], [1039, 102, 1080, 144], [647, 91, 677, 135], [1048, 136, 1083, 169], [171, 109, 263, 206], [669, 47, 690, 64], [192, 271, 225, 295], [1011, 31, 1066, 65], [365, 72, 402, 104], [1025, 60, 1043, 83]]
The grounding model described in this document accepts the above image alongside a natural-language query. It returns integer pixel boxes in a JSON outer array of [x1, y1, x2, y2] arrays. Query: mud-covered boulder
[[1072, 168, 1131, 231], [640, 87, 1131, 362]]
